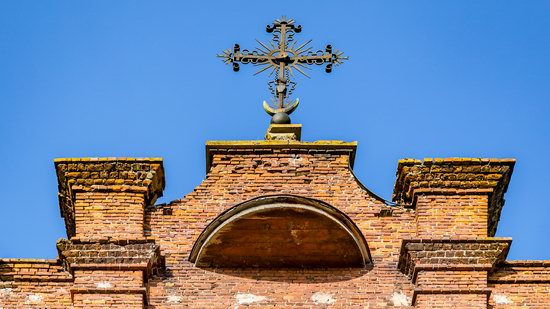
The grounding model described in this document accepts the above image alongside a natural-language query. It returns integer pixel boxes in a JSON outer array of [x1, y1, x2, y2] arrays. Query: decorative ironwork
[[218, 16, 348, 124]]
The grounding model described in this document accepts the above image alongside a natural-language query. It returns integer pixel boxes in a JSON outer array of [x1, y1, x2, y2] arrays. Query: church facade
[[1, 124, 549, 308], [2, 15, 550, 309]]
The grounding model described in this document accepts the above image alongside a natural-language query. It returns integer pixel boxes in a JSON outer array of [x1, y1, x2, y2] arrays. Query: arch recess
[[189, 195, 372, 268]]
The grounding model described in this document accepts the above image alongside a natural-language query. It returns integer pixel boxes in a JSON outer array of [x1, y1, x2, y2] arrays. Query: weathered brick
[[0, 144, 548, 308]]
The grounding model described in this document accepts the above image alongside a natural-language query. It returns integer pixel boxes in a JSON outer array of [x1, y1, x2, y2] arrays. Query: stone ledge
[[265, 124, 302, 141], [205, 140, 357, 172], [392, 158, 515, 236], [54, 158, 165, 238], [206, 140, 357, 147]]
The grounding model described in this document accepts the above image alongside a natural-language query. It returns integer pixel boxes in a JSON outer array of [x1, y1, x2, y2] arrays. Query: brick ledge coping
[[206, 140, 357, 147], [206, 140, 357, 172], [0, 258, 58, 264], [54, 157, 163, 163], [498, 260, 550, 267]]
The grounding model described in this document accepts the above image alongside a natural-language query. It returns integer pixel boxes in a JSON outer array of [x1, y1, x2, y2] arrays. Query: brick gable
[[1, 137, 549, 308]]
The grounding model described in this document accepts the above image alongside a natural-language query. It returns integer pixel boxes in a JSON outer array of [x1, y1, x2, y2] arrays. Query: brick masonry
[[1, 138, 549, 308]]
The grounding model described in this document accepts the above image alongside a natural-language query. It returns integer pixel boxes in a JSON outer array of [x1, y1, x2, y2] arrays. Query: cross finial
[[219, 16, 348, 124]]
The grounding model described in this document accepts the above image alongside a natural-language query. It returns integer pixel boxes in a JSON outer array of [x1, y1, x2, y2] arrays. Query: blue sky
[[1, 1, 549, 260]]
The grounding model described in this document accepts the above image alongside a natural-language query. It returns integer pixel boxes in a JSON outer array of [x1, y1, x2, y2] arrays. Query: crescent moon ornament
[[263, 98, 300, 116], [263, 98, 300, 124], [285, 98, 300, 115], [262, 101, 276, 116]]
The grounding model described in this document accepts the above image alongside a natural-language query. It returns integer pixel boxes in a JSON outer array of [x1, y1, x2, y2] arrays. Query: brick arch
[[189, 195, 372, 268]]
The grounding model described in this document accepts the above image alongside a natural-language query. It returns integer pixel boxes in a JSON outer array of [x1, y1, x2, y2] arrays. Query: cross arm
[[219, 44, 273, 72], [293, 45, 348, 73], [294, 54, 332, 64]]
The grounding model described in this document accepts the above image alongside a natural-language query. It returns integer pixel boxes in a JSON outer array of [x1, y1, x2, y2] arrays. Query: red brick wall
[[416, 270, 487, 289], [1, 153, 549, 308], [415, 194, 488, 238], [415, 294, 487, 308], [0, 282, 73, 308], [74, 191, 146, 240], [73, 293, 143, 308], [73, 270, 144, 289], [488, 261, 550, 307], [0, 260, 73, 308], [144, 148, 417, 307], [488, 283, 550, 307]]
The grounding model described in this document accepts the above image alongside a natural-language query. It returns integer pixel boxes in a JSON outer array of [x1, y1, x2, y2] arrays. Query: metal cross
[[219, 16, 348, 124]]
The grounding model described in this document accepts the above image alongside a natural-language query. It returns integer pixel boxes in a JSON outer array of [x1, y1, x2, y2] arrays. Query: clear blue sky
[[1, 1, 549, 260]]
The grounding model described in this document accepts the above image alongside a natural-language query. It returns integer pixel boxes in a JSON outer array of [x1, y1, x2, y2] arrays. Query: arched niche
[[189, 195, 371, 268]]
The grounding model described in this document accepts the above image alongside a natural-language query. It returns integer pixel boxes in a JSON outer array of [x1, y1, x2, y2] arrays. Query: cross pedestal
[[265, 124, 302, 141]]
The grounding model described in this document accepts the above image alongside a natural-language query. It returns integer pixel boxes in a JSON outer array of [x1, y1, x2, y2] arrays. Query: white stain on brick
[[57, 288, 68, 294], [235, 293, 267, 305], [290, 156, 303, 166], [0, 288, 12, 297], [167, 295, 183, 303], [25, 293, 43, 304], [493, 293, 513, 305], [311, 292, 336, 305], [390, 291, 410, 306], [96, 281, 112, 288]]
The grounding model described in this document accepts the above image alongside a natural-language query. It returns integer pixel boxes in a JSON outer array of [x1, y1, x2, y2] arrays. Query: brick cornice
[[398, 238, 512, 281], [54, 158, 165, 238], [393, 158, 515, 204], [56, 239, 164, 280], [392, 158, 515, 236]]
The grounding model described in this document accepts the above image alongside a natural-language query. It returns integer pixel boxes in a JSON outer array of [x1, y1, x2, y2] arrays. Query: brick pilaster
[[398, 239, 511, 308], [394, 158, 514, 307], [54, 158, 165, 308], [57, 239, 163, 308]]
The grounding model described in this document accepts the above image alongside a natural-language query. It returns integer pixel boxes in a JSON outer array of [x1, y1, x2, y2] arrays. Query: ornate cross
[[219, 16, 348, 124]]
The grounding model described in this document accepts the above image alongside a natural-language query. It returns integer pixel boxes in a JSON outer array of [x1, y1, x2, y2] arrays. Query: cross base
[[265, 124, 302, 141]]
